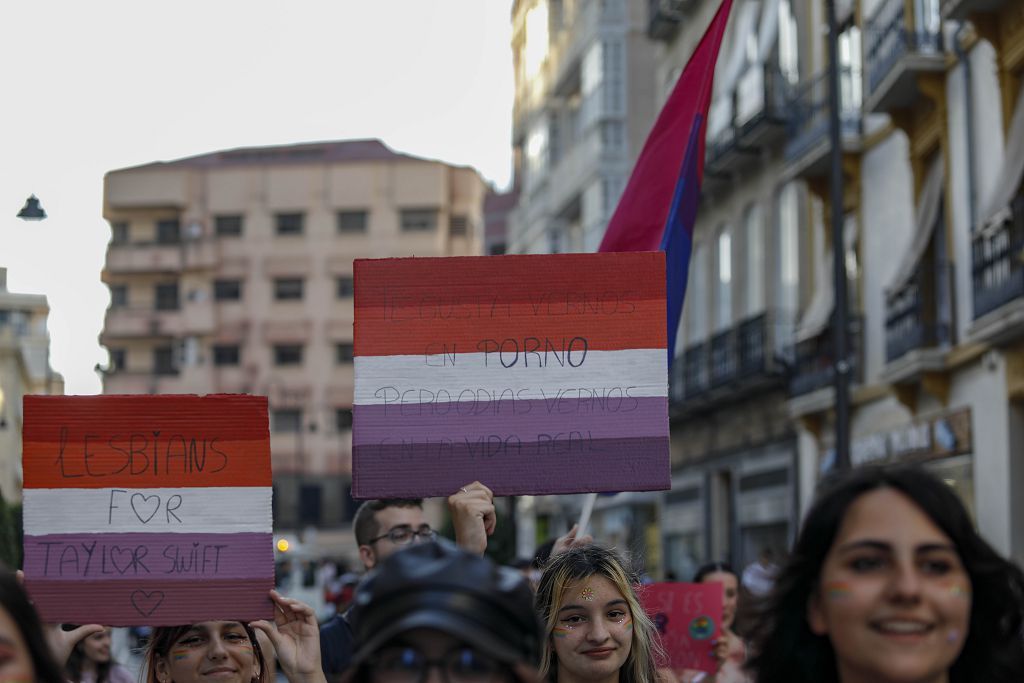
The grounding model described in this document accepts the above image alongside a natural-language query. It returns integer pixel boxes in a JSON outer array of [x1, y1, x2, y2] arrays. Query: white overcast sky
[[0, 0, 515, 395]]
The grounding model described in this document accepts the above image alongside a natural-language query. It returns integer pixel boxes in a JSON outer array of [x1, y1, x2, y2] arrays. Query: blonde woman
[[535, 545, 665, 683]]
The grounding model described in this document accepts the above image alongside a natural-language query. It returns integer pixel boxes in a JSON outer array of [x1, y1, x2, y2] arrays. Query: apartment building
[[0, 268, 63, 503], [100, 139, 487, 556], [655, 0, 1024, 573], [507, 0, 664, 562], [509, 0, 658, 254]]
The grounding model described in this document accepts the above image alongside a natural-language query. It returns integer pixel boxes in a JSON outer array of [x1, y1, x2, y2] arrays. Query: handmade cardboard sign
[[352, 252, 669, 498], [639, 582, 724, 674], [21, 394, 273, 626]]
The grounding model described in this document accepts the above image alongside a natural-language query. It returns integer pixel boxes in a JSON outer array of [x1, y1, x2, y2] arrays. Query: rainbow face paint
[[552, 626, 572, 638], [580, 586, 595, 601], [824, 582, 852, 599], [946, 584, 971, 599], [171, 649, 190, 661]]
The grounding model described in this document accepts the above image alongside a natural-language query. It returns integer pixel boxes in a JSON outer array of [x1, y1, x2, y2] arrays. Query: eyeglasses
[[367, 525, 438, 546], [369, 646, 506, 683]]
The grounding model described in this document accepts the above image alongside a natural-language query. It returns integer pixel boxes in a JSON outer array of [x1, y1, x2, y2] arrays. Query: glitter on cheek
[[946, 629, 961, 643]]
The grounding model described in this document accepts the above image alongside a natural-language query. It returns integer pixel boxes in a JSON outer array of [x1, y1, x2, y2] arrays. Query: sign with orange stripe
[[22, 394, 273, 625], [353, 252, 671, 498]]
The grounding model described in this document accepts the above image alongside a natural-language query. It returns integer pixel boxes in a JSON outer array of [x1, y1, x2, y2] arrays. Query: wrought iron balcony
[[710, 329, 737, 387], [942, 0, 1007, 20], [705, 95, 752, 176], [864, 0, 945, 113], [669, 313, 787, 415], [784, 68, 863, 177], [683, 341, 710, 398], [789, 317, 863, 397], [972, 193, 1024, 320], [885, 263, 953, 363], [734, 64, 792, 149], [648, 0, 688, 41]]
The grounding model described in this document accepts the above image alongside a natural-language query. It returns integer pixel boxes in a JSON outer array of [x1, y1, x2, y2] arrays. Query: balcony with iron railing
[[942, 0, 1007, 20], [885, 263, 953, 364], [784, 67, 863, 178], [705, 93, 753, 176], [863, 0, 945, 113], [669, 312, 788, 416], [789, 317, 863, 398], [972, 193, 1024, 324], [648, 0, 689, 41], [734, 63, 793, 149]]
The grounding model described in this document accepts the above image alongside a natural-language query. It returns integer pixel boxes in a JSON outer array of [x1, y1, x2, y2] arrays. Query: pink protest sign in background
[[352, 252, 670, 498], [22, 394, 274, 626], [640, 582, 723, 674]]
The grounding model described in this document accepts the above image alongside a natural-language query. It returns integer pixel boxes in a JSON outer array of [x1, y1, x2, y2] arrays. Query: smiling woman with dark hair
[[747, 464, 1024, 683], [0, 570, 70, 683]]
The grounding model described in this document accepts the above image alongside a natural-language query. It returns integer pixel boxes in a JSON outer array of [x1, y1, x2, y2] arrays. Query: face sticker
[[580, 586, 596, 601]]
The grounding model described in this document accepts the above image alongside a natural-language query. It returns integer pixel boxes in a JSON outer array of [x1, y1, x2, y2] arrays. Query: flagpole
[[826, 0, 851, 471]]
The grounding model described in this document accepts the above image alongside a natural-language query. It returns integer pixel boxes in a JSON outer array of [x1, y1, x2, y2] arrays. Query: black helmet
[[349, 540, 542, 667]]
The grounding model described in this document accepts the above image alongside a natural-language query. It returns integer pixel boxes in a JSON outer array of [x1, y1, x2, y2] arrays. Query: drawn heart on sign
[[131, 493, 160, 524], [109, 546, 135, 574], [130, 590, 165, 617]]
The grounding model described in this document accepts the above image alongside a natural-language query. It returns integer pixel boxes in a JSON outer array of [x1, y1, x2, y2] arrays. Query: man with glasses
[[321, 482, 497, 680]]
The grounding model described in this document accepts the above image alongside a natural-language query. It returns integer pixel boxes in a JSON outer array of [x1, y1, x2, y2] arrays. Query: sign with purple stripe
[[22, 395, 274, 626], [353, 253, 671, 498]]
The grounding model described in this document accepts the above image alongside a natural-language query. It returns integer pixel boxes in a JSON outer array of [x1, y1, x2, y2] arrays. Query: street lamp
[[16, 195, 46, 221]]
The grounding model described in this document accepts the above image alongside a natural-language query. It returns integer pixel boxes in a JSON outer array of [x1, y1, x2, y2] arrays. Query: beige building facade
[[100, 139, 487, 555], [656, 0, 1024, 573], [0, 268, 63, 503]]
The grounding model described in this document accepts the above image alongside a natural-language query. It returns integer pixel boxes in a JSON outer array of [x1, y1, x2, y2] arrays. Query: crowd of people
[[3, 464, 1024, 683]]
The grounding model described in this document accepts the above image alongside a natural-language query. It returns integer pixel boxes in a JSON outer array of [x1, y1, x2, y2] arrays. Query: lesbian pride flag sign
[[22, 394, 273, 626], [352, 252, 670, 498]]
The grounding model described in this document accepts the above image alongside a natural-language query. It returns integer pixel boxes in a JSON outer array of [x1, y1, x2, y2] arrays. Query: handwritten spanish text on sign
[[639, 582, 723, 674], [22, 395, 273, 626], [352, 252, 670, 498]]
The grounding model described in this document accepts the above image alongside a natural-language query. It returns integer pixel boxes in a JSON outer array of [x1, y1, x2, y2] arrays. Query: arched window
[[743, 203, 765, 316], [778, 0, 800, 84], [687, 243, 709, 344], [716, 226, 733, 330], [776, 182, 800, 317]]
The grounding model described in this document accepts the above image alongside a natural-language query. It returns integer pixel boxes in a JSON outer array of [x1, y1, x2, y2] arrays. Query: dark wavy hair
[[143, 623, 268, 683], [747, 464, 1024, 683], [65, 628, 115, 683], [0, 571, 67, 683], [692, 562, 735, 583]]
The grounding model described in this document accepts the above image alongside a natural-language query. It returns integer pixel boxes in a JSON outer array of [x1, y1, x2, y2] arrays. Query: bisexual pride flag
[[599, 0, 735, 362]]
